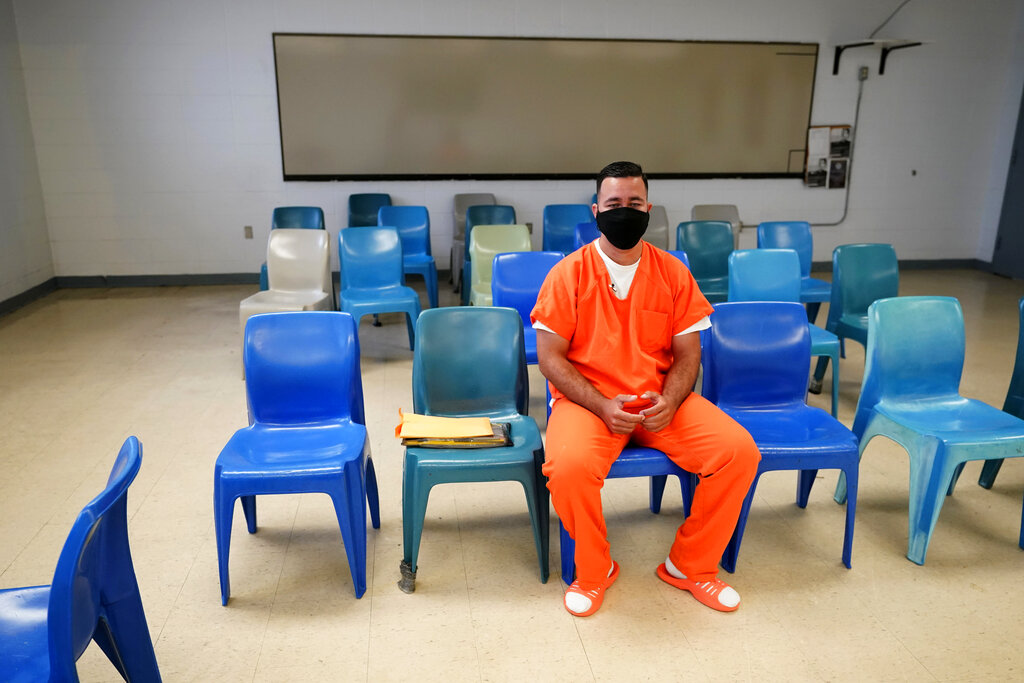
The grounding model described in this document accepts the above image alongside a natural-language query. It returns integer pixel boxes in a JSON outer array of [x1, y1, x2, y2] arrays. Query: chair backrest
[[348, 193, 392, 227], [47, 435, 158, 680], [676, 220, 734, 280], [757, 221, 814, 278], [543, 204, 593, 254], [1005, 297, 1024, 418], [243, 311, 364, 426], [667, 250, 690, 269], [266, 229, 331, 294], [646, 205, 670, 249], [728, 249, 802, 302], [453, 193, 496, 240], [413, 307, 528, 418], [692, 204, 740, 247], [465, 205, 516, 260], [470, 225, 532, 292], [857, 296, 964, 420], [574, 221, 599, 250], [339, 226, 404, 291], [702, 301, 811, 410], [378, 205, 431, 257], [832, 243, 899, 319], [272, 206, 325, 230], [491, 251, 563, 326]]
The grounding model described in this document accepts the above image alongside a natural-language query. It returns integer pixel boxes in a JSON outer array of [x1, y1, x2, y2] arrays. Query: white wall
[[0, 0, 51, 301], [9, 0, 1024, 280]]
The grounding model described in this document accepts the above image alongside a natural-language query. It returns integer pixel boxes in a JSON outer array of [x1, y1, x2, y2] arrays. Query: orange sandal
[[564, 561, 620, 617], [656, 563, 740, 612]]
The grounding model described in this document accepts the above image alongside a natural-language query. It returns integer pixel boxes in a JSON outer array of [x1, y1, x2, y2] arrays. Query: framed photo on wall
[[805, 124, 851, 188]]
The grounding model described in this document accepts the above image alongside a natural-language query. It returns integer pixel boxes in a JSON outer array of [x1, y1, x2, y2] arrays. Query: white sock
[[564, 563, 615, 614], [665, 556, 686, 579]]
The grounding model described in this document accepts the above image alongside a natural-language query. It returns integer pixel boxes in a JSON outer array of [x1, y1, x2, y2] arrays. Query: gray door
[[992, 86, 1024, 279]]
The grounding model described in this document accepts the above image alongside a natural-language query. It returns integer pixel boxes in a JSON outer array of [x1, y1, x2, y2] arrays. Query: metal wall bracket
[[833, 39, 923, 75]]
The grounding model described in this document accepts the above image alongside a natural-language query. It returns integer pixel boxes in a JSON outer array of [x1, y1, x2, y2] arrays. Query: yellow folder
[[394, 410, 494, 439]]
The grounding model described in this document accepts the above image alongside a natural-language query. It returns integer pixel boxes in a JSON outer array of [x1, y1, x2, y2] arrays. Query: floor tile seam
[[452, 493, 486, 682]]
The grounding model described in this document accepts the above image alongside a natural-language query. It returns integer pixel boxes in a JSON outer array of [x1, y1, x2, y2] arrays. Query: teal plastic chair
[[813, 243, 898, 389], [259, 206, 326, 290], [0, 436, 161, 682], [215, 312, 380, 603], [462, 205, 516, 304], [833, 296, 1024, 564], [756, 221, 832, 323], [339, 226, 421, 350], [676, 220, 733, 303], [978, 297, 1024, 489], [400, 307, 548, 592], [378, 205, 438, 309], [543, 204, 593, 255], [348, 193, 391, 227], [728, 249, 841, 417], [702, 302, 859, 572]]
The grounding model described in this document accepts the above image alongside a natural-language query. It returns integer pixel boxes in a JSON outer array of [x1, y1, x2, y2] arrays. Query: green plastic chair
[[834, 296, 1024, 564], [813, 243, 898, 387], [676, 220, 733, 303], [400, 307, 548, 592], [468, 224, 532, 306], [728, 249, 841, 417]]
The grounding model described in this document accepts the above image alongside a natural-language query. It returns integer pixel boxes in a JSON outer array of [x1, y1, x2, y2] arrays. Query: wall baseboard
[[0, 277, 59, 317], [810, 258, 990, 273]]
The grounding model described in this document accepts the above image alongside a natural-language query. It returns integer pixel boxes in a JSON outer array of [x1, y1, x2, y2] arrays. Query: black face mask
[[596, 207, 650, 250]]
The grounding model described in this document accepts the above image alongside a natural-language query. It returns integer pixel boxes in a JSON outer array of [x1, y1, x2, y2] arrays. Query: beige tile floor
[[2, 268, 1024, 682]]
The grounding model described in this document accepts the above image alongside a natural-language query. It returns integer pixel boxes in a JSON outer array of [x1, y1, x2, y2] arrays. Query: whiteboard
[[273, 34, 818, 180]]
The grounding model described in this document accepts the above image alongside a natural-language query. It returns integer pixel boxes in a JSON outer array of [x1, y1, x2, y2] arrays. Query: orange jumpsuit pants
[[543, 392, 759, 587]]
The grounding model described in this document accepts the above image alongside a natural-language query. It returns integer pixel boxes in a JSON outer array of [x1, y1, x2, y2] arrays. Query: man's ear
[[592, 203, 599, 218]]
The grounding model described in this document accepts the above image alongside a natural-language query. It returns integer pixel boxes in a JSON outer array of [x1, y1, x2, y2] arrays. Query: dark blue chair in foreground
[[728, 249, 841, 417], [702, 301, 859, 572], [259, 206, 326, 291], [543, 204, 593, 255], [978, 297, 1024, 490], [215, 312, 380, 604], [348, 192, 391, 227], [757, 221, 831, 324], [378, 205, 438, 309], [0, 437, 161, 682], [833, 296, 1024, 564], [401, 307, 548, 592], [491, 251, 563, 365], [339, 226, 420, 350], [676, 220, 733, 303]]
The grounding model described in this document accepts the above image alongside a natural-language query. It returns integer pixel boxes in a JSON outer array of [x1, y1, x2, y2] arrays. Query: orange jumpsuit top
[[531, 241, 713, 402]]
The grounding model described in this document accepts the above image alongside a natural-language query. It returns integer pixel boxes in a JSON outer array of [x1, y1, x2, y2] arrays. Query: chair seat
[[875, 398, 1024, 444], [696, 276, 729, 302], [342, 286, 419, 307], [724, 405, 858, 455], [217, 422, 368, 475], [406, 415, 542, 469], [800, 276, 831, 303], [241, 289, 332, 315], [809, 325, 839, 354], [404, 254, 435, 268], [0, 586, 51, 683]]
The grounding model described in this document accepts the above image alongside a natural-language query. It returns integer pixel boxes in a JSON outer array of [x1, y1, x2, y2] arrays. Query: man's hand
[[637, 390, 678, 432], [599, 394, 647, 434]]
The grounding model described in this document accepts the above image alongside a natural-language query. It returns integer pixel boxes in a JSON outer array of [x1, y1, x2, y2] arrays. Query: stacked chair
[[691, 204, 741, 248], [757, 221, 832, 325], [259, 206, 326, 291], [451, 193, 496, 292], [378, 205, 438, 309], [676, 220, 734, 303], [467, 224, 531, 306], [348, 193, 391, 227], [543, 204, 593, 255], [462, 204, 516, 305]]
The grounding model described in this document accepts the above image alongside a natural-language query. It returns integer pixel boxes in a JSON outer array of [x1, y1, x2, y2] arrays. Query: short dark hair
[[596, 161, 649, 195]]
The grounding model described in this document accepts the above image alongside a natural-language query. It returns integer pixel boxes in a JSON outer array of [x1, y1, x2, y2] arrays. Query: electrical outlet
[[244, 225, 253, 239], [859, 66, 869, 81]]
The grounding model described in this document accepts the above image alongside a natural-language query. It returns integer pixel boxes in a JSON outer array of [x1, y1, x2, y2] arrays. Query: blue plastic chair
[[813, 243, 898, 388], [215, 312, 380, 604], [543, 204, 593, 255], [378, 205, 438, 309], [462, 205, 516, 304], [757, 221, 832, 323], [452, 193, 497, 293], [573, 221, 599, 251], [259, 206, 326, 290], [676, 220, 733, 303], [401, 307, 548, 591], [545, 387, 697, 585], [728, 249, 842, 417], [702, 302, 860, 572], [978, 297, 1024, 489], [0, 436, 161, 682], [834, 296, 1024, 565], [491, 251, 563, 365], [667, 250, 691, 269], [339, 226, 421, 350], [348, 193, 391, 227]]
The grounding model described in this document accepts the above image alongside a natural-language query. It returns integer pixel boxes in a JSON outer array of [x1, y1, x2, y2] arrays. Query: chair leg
[[906, 446, 955, 566], [806, 302, 822, 325], [97, 587, 161, 680], [1020, 490, 1024, 550], [680, 472, 697, 518], [366, 457, 381, 529], [401, 465, 432, 580], [812, 354, 830, 388], [797, 469, 819, 508], [829, 350, 840, 418], [559, 521, 575, 585], [720, 476, 760, 574], [979, 458, 1004, 489], [241, 495, 257, 533], [405, 312, 416, 350], [840, 465, 858, 569], [517, 472, 549, 584], [461, 262, 471, 306], [331, 461, 368, 598], [213, 484, 234, 606], [426, 264, 438, 309], [947, 462, 966, 496], [649, 475, 668, 514]]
